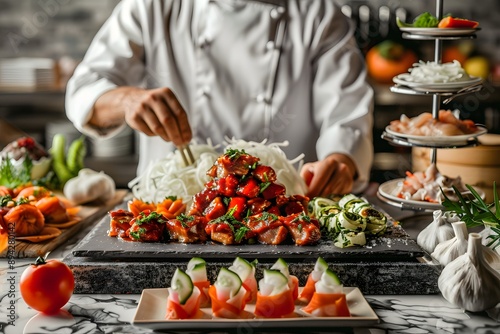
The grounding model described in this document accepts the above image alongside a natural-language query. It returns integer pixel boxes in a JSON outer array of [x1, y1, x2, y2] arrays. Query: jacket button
[[266, 41, 275, 51], [270, 7, 285, 19]]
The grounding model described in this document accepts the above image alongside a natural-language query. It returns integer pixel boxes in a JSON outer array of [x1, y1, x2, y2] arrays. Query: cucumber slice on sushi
[[170, 268, 194, 305], [260, 269, 289, 295], [186, 257, 208, 282], [311, 257, 329, 281], [215, 267, 242, 296], [228, 257, 254, 282], [270, 257, 290, 277], [315, 268, 343, 294]]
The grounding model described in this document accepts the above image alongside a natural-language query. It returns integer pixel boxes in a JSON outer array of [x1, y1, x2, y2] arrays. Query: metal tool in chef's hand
[[177, 144, 196, 166]]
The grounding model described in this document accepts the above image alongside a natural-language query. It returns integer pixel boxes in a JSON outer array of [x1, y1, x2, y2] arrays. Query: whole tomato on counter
[[20, 256, 75, 314]]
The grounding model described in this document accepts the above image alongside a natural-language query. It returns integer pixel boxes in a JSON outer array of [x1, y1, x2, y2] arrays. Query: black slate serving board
[[71, 201, 424, 261]]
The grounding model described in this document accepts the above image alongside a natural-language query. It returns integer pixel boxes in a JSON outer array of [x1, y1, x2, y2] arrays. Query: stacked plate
[[91, 126, 134, 158], [0, 58, 56, 88]]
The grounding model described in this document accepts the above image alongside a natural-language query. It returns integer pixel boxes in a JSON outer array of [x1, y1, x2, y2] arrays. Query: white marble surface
[[2, 191, 500, 334]]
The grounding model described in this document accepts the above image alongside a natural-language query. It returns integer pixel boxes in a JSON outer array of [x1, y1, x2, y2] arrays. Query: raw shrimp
[[35, 196, 69, 225], [0, 186, 11, 197], [389, 110, 478, 137], [15, 186, 52, 202], [3, 203, 45, 236]]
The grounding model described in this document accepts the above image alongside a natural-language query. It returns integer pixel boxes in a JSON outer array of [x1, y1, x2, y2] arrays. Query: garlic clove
[[438, 233, 500, 312], [431, 221, 468, 266], [417, 210, 456, 254]]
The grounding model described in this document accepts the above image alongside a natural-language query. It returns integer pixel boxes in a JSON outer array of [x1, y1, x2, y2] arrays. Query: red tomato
[[20, 256, 75, 314]]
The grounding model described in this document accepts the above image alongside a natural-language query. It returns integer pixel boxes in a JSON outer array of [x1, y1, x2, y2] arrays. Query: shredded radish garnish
[[128, 139, 307, 208], [398, 60, 470, 84], [128, 142, 220, 207], [223, 137, 307, 196]]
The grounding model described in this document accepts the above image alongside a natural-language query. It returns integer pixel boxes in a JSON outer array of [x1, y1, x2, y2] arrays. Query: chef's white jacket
[[66, 0, 374, 193]]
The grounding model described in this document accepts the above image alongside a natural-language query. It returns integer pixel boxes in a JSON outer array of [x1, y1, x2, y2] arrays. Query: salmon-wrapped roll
[[301, 268, 350, 317], [209, 268, 249, 318], [270, 258, 299, 301], [186, 257, 211, 308], [298, 257, 329, 303], [254, 269, 295, 318], [228, 257, 258, 302], [166, 269, 201, 319]]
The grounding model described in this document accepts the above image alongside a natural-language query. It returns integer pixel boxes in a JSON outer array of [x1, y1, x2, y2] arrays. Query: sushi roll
[[166, 268, 202, 319], [209, 267, 249, 318], [228, 257, 258, 302], [254, 269, 295, 318], [186, 257, 211, 307], [301, 268, 350, 317], [298, 257, 329, 303], [270, 258, 299, 301]]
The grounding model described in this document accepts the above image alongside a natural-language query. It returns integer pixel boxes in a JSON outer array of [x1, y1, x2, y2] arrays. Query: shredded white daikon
[[128, 142, 220, 207], [399, 60, 470, 84], [128, 139, 307, 208], [223, 137, 307, 196]]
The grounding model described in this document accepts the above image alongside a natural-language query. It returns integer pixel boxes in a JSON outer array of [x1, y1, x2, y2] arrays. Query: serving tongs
[[442, 81, 484, 104], [177, 144, 196, 166]]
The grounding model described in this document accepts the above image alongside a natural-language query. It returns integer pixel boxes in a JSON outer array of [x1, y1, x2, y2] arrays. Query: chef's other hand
[[300, 154, 357, 198], [92, 87, 192, 147]]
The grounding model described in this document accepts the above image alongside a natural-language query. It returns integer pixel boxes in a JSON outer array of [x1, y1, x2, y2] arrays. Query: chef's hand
[[91, 87, 192, 146], [300, 153, 357, 197]]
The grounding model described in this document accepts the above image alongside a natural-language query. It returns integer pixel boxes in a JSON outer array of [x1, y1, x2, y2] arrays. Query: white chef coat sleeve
[[65, 0, 147, 139], [311, 14, 374, 194]]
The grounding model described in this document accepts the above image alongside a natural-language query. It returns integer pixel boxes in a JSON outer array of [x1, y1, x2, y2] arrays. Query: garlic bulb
[[417, 210, 458, 254], [431, 221, 468, 266], [63, 168, 116, 204], [438, 233, 500, 312]]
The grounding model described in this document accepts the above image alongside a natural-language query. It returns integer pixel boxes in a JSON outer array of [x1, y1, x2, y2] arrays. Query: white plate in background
[[385, 126, 487, 146]]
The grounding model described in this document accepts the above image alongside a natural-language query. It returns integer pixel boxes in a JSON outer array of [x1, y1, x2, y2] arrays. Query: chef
[[65, 0, 374, 197]]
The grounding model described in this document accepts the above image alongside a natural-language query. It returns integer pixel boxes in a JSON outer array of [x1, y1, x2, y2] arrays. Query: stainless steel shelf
[[381, 131, 480, 149], [402, 32, 477, 40]]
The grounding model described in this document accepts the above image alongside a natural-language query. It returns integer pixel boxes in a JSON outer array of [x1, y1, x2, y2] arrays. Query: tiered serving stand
[[378, 0, 486, 211]]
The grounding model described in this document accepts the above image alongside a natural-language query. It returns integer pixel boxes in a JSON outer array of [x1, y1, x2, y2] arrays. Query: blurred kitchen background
[[1, 0, 499, 189]]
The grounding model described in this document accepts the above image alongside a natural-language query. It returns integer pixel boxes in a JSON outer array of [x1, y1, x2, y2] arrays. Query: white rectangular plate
[[132, 287, 379, 330]]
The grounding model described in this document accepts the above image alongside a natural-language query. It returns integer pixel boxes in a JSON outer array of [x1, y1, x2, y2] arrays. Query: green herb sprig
[[442, 182, 500, 249]]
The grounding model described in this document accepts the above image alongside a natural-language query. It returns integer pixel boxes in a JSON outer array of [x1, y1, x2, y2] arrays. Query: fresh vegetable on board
[[20, 256, 75, 314], [50, 134, 86, 187]]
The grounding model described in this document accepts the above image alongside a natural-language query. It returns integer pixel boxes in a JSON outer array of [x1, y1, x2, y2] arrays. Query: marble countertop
[[2, 189, 500, 334]]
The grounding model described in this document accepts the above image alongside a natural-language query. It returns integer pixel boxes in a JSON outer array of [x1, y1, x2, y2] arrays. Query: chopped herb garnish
[[135, 211, 167, 225], [165, 195, 177, 201], [130, 227, 146, 240], [259, 182, 271, 193], [291, 212, 311, 224], [225, 148, 246, 160], [234, 226, 250, 243], [176, 213, 195, 228], [254, 211, 279, 222]]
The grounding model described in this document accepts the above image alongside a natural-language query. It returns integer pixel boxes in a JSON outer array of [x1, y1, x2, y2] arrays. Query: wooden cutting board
[[0, 189, 128, 258]]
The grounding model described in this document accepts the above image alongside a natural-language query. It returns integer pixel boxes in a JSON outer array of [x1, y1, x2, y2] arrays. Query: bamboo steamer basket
[[412, 134, 500, 202]]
